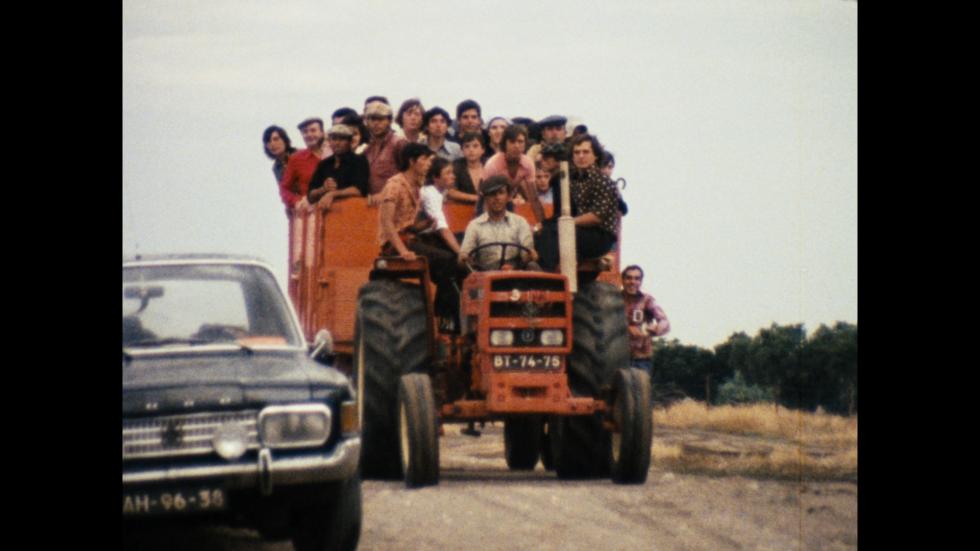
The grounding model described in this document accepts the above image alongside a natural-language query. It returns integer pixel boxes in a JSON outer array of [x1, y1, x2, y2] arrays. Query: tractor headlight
[[490, 330, 514, 346], [258, 404, 332, 448], [540, 329, 564, 346]]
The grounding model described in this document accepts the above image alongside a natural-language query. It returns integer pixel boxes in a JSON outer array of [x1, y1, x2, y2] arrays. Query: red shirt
[[278, 148, 324, 208], [623, 291, 670, 359]]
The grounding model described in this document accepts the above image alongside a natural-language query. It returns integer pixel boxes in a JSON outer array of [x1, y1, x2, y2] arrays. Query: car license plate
[[122, 486, 227, 515], [492, 354, 561, 369]]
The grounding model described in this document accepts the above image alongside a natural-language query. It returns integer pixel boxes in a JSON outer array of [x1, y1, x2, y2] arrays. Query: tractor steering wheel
[[466, 242, 534, 271]]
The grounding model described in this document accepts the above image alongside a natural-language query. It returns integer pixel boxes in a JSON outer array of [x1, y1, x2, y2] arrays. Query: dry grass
[[651, 400, 857, 481]]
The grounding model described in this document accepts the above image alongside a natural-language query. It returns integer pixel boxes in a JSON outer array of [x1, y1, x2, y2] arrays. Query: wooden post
[[705, 374, 711, 410]]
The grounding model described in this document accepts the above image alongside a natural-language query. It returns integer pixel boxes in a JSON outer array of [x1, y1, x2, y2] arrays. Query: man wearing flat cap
[[278, 116, 332, 216], [307, 123, 370, 211], [526, 114, 567, 165], [364, 100, 407, 201], [458, 175, 539, 271]]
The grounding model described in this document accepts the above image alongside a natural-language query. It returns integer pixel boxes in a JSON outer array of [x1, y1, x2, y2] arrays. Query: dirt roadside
[[123, 423, 857, 550]]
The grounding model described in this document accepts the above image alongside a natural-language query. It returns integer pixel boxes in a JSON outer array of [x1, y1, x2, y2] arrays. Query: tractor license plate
[[493, 354, 561, 369], [122, 486, 227, 516]]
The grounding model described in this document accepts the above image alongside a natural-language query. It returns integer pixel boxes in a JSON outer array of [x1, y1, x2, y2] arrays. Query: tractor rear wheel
[[610, 368, 653, 484], [552, 281, 630, 478], [504, 417, 542, 470], [397, 373, 439, 487], [567, 281, 630, 397], [354, 280, 430, 480], [550, 414, 610, 479]]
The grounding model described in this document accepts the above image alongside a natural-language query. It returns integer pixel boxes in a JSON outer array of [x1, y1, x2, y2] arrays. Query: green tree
[[650, 339, 717, 403], [744, 323, 807, 410]]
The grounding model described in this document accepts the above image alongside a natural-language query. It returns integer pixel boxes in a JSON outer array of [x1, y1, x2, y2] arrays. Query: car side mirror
[[309, 329, 334, 364]]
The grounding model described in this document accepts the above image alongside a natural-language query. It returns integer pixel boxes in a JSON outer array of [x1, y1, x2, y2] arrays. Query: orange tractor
[[288, 163, 651, 487]]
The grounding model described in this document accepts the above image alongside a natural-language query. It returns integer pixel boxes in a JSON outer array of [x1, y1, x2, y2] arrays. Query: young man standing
[[364, 101, 407, 201], [452, 99, 488, 145], [278, 117, 332, 216], [482, 124, 545, 226], [423, 107, 462, 162], [621, 265, 670, 377]]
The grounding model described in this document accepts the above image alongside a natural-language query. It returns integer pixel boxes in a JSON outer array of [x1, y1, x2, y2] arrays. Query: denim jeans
[[630, 358, 652, 379]]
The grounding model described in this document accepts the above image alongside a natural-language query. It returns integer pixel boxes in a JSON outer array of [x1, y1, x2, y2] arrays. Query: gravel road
[[124, 424, 857, 550]]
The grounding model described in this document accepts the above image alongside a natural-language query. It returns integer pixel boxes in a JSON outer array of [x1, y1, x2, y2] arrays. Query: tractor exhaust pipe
[[558, 160, 577, 294]]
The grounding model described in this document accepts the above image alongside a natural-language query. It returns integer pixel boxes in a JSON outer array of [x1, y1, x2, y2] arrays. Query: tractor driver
[[458, 175, 540, 271]]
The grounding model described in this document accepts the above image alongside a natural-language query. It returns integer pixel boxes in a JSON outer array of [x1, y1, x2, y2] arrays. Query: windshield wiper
[[122, 337, 255, 355], [125, 337, 213, 348]]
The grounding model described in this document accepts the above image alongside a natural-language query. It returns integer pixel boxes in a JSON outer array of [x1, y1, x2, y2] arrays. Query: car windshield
[[122, 263, 302, 349]]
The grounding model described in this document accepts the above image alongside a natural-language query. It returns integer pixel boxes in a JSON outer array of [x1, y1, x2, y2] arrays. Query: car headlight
[[540, 329, 564, 346], [258, 404, 332, 448], [490, 329, 514, 346], [213, 422, 249, 460]]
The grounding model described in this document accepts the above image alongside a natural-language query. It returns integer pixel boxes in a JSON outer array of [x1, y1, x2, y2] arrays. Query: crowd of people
[[262, 96, 668, 358]]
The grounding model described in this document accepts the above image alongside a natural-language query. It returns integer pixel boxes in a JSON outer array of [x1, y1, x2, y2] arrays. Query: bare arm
[[446, 189, 479, 203], [380, 200, 416, 260]]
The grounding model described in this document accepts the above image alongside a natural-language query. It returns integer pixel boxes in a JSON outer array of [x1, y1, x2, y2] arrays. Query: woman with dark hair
[[534, 133, 623, 271], [340, 113, 369, 155], [485, 116, 509, 159], [396, 98, 426, 144], [262, 125, 297, 185]]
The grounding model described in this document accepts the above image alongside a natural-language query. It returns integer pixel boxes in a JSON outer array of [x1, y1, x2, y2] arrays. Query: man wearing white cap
[[364, 100, 407, 201], [307, 124, 370, 211]]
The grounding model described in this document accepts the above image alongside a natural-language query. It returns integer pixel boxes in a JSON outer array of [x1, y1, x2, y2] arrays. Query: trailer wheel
[[504, 417, 542, 470], [610, 368, 653, 484], [397, 373, 439, 487], [354, 280, 430, 479]]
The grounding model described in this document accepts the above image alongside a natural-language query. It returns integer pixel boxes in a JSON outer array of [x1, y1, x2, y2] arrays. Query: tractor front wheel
[[397, 373, 439, 488], [610, 368, 653, 484]]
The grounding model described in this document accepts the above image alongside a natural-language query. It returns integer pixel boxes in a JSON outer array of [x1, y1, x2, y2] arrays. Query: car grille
[[122, 410, 260, 460]]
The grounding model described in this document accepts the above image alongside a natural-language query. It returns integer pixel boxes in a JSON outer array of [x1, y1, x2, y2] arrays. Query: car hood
[[122, 349, 351, 416]]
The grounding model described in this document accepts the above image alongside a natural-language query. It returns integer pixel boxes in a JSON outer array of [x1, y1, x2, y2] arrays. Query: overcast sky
[[122, 0, 857, 349]]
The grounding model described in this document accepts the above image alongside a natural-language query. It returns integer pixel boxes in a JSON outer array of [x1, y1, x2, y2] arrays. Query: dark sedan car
[[123, 254, 361, 551]]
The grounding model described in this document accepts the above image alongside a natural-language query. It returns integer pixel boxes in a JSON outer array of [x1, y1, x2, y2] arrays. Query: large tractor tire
[[552, 281, 630, 479], [567, 281, 631, 397], [354, 280, 430, 480], [397, 373, 440, 487], [504, 417, 542, 470], [550, 414, 610, 479], [610, 368, 653, 484]]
